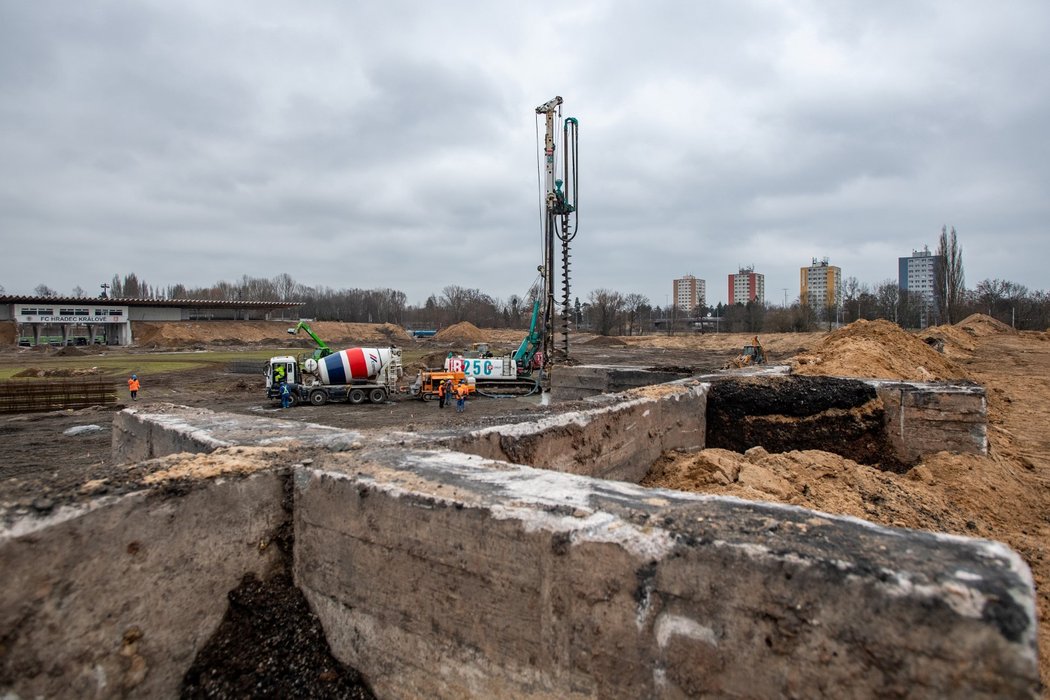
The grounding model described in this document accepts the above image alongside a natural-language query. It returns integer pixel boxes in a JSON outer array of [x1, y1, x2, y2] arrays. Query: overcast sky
[[1, 1, 1047, 308]]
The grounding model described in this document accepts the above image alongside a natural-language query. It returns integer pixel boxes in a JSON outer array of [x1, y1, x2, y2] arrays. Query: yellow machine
[[724, 336, 767, 369], [411, 370, 476, 402]]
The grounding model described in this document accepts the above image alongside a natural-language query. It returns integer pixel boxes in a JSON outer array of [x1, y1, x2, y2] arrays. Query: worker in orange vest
[[437, 378, 447, 409], [127, 374, 140, 401], [455, 381, 469, 413]]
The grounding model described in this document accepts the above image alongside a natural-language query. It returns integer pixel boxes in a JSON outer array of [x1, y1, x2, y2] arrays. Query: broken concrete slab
[[112, 404, 368, 463], [296, 448, 1039, 699], [450, 382, 707, 482], [0, 470, 287, 699]]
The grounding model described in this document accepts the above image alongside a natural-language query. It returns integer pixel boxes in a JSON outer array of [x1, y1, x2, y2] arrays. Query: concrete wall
[[296, 449, 1040, 699], [450, 383, 706, 482], [112, 404, 363, 464], [552, 364, 693, 402], [876, 381, 988, 463], [0, 472, 286, 699], [3, 399, 1035, 699]]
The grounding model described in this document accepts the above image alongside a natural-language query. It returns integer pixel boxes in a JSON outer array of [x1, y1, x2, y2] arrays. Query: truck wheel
[[422, 392, 433, 402], [348, 389, 366, 405], [309, 389, 327, 406], [369, 388, 387, 403]]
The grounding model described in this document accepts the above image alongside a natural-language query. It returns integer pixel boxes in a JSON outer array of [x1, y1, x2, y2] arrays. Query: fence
[[0, 379, 118, 414], [227, 361, 266, 375]]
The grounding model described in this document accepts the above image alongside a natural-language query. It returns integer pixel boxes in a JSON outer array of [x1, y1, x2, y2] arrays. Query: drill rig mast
[[535, 96, 579, 387]]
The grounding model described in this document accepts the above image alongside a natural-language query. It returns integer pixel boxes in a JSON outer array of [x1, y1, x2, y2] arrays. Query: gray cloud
[[1, 0, 1047, 307]]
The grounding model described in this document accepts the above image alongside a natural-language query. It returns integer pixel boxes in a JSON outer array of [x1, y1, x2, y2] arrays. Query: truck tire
[[369, 388, 387, 404], [348, 388, 366, 405], [422, 392, 433, 402], [309, 389, 327, 406]]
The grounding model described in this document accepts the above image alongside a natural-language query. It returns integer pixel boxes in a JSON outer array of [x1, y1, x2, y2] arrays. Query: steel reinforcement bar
[[0, 379, 118, 414]]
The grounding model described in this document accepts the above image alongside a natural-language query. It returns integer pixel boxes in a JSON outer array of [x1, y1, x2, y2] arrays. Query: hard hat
[[132, 374, 137, 379]]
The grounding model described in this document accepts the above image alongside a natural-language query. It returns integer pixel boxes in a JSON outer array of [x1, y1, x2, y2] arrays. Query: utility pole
[[782, 288, 788, 307]]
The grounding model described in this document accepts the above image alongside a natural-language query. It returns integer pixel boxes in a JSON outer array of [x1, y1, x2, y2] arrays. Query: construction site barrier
[[0, 379, 118, 414], [227, 361, 265, 375]]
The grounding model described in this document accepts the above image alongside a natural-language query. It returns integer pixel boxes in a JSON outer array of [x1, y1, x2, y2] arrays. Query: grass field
[[0, 346, 438, 381]]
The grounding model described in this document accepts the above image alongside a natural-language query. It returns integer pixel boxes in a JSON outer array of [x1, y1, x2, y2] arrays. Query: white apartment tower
[[899, 246, 943, 326], [728, 266, 765, 305], [800, 257, 841, 311], [673, 274, 706, 315]]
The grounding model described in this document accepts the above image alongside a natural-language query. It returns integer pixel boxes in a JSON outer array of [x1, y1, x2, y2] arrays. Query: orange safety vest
[[128, 378, 140, 392], [437, 382, 446, 397]]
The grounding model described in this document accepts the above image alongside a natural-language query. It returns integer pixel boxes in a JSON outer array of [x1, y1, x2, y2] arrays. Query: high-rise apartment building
[[673, 274, 706, 315], [728, 266, 765, 305], [800, 258, 841, 311], [899, 246, 942, 326]]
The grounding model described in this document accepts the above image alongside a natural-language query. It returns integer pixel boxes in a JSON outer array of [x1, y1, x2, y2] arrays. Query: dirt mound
[[0, 322, 15, 345], [956, 313, 1016, 337], [919, 324, 978, 358], [12, 367, 101, 378], [789, 319, 970, 381], [644, 447, 968, 529], [376, 323, 412, 343], [434, 322, 487, 344], [583, 335, 627, 347], [131, 321, 412, 348], [53, 346, 86, 357]]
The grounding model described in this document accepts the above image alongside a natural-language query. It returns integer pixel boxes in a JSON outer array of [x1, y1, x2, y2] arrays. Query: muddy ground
[[1, 318, 1048, 688]]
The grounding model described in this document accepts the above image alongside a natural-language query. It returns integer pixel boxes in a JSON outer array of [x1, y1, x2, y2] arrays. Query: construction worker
[[280, 381, 292, 409], [127, 374, 140, 401], [437, 377, 447, 408], [455, 381, 468, 413], [274, 364, 286, 383]]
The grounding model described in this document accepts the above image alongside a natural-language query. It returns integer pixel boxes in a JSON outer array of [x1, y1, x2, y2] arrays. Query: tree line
[[15, 228, 1049, 333]]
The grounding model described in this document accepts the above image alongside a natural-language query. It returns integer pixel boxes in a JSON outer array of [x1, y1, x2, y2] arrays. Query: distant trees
[[587, 289, 624, 336], [33, 284, 57, 297], [89, 260, 1050, 333], [935, 225, 965, 324]]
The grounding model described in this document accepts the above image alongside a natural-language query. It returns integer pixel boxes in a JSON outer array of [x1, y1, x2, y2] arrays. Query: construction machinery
[[535, 96, 579, 387], [287, 321, 333, 361], [724, 336, 767, 369], [266, 347, 403, 406], [408, 370, 476, 402], [417, 97, 577, 399]]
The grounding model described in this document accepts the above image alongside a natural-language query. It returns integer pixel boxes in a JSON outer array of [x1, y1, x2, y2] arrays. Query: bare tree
[[34, 284, 56, 297], [622, 293, 649, 336], [587, 289, 624, 336], [72, 285, 84, 297], [935, 225, 965, 324]]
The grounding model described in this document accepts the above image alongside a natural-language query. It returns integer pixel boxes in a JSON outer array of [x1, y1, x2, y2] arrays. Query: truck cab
[[266, 356, 300, 399]]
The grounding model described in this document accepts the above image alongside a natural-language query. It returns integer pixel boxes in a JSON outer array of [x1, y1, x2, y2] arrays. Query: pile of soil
[[131, 321, 413, 348], [51, 346, 86, 357], [433, 322, 486, 344], [956, 312, 1017, 337], [583, 335, 627, 347], [919, 324, 978, 360], [181, 571, 375, 699], [789, 319, 970, 381], [644, 447, 973, 531], [12, 367, 101, 378], [0, 323, 15, 345]]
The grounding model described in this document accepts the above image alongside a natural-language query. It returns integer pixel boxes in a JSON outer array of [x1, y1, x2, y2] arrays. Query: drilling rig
[[535, 96, 579, 388]]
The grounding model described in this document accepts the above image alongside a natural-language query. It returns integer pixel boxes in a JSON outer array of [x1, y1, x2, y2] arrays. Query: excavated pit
[[705, 375, 902, 470], [1, 370, 1034, 699]]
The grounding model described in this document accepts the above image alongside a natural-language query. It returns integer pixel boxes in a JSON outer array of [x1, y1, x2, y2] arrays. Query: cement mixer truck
[[266, 347, 403, 406]]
